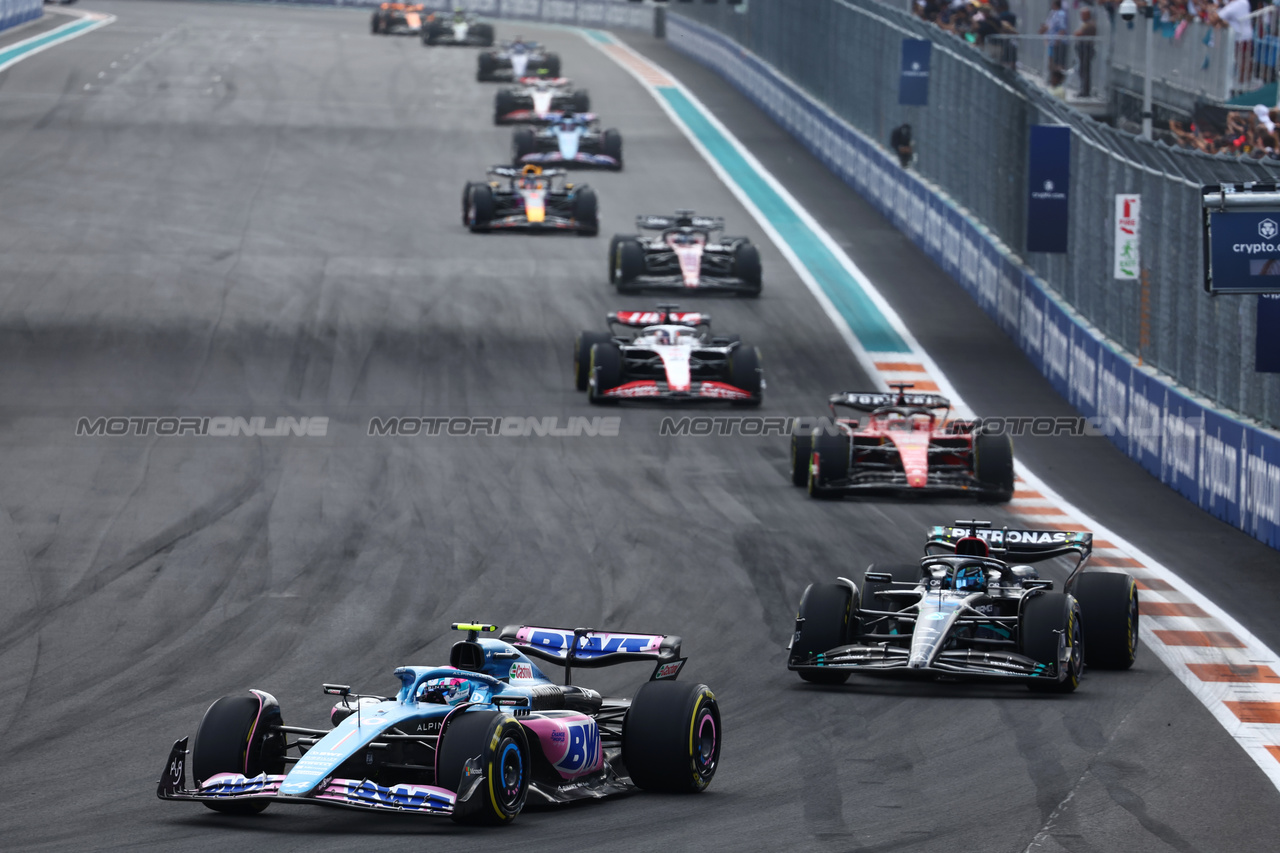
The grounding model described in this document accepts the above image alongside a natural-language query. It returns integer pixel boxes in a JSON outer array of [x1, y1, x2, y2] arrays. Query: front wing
[[788, 644, 1059, 682], [619, 273, 758, 295], [819, 468, 1007, 498], [518, 151, 620, 170], [597, 380, 759, 403]]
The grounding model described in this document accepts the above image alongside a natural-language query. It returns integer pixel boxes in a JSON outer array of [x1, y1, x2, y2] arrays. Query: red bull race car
[[158, 622, 720, 825], [609, 211, 762, 296], [495, 77, 590, 125], [791, 384, 1014, 501], [461, 165, 598, 235], [574, 305, 763, 405]]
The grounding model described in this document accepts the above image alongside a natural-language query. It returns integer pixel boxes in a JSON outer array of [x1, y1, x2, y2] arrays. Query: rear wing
[[637, 212, 725, 232], [499, 625, 686, 682], [830, 391, 952, 412], [609, 308, 707, 328], [926, 522, 1093, 565]]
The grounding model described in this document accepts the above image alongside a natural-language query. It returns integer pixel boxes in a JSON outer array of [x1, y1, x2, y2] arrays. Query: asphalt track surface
[[0, 3, 1277, 851]]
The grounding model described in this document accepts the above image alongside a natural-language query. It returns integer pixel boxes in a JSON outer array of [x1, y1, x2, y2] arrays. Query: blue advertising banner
[[1026, 126, 1070, 254], [1207, 210, 1280, 294], [898, 39, 931, 106], [1257, 294, 1280, 371]]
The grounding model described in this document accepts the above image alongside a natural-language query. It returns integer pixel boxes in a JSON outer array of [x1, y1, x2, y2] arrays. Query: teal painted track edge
[[0, 18, 97, 67]]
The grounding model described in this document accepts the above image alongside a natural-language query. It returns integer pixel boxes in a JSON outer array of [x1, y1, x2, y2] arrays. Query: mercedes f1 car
[[574, 305, 763, 405], [790, 384, 1014, 501], [462, 165, 598, 235], [478, 39, 560, 81], [158, 622, 720, 824], [371, 3, 426, 36], [787, 520, 1139, 692], [513, 113, 622, 171], [495, 77, 590, 125], [421, 9, 494, 46], [609, 212, 762, 296]]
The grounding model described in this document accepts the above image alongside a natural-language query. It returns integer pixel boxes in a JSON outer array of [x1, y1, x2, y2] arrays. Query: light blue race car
[[158, 622, 720, 825], [513, 112, 623, 171]]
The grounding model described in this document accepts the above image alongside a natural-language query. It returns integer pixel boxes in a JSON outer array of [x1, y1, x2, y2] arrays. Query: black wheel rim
[[693, 706, 718, 781], [497, 737, 524, 810]]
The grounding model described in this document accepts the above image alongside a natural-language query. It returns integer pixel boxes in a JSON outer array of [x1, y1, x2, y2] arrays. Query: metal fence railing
[[671, 0, 1280, 429]]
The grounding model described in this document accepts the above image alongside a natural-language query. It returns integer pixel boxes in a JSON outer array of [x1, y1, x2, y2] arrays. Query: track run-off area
[[1, 3, 1279, 851]]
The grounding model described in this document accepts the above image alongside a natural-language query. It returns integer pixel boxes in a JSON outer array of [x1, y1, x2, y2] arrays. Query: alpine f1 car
[[461, 165, 598, 235], [421, 9, 494, 46], [787, 520, 1139, 692], [791, 384, 1014, 501], [158, 622, 720, 824], [370, 3, 426, 35], [478, 39, 560, 81], [513, 112, 622, 171], [609, 211, 762, 296], [575, 305, 763, 405], [495, 76, 590, 125]]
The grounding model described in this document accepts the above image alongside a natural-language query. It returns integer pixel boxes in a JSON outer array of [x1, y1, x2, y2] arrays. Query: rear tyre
[[437, 711, 529, 825], [572, 89, 591, 112], [614, 238, 645, 290], [477, 51, 496, 78], [807, 429, 851, 499], [732, 241, 762, 296], [425, 20, 444, 46], [1021, 592, 1084, 693], [601, 128, 623, 169], [791, 582, 854, 684], [543, 53, 561, 77], [727, 345, 762, 407], [790, 424, 812, 487], [588, 342, 623, 404], [1072, 572, 1139, 670], [473, 23, 495, 47], [575, 331, 611, 391], [466, 184, 495, 232], [623, 681, 720, 792], [573, 187, 598, 236], [494, 90, 517, 124], [192, 692, 285, 814], [512, 127, 536, 163], [974, 431, 1015, 502]]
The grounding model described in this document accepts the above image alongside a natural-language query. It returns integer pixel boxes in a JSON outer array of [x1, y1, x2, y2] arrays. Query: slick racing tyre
[[543, 52, 561, 77], [512, 127, 536, 163], [601, 128, 623, 170], [494, 90, 517, 124], [791, 582, 855, 684], [465, 183, 495, 232], [437, 711, 529, 825], [974, 431, 1015, 502], [1021, 592, 1084, 693], [572, 89, 591, 112], [790, 423, 812, 487], [614, 238, 644, 291], [607, 235, 625, 283], [588, 342, 622, 404], [1071, 571, 1139, 669], [573, 187, 599, 236], [477, 51, 496, 78], [732, 241, 762, 296], [575, 331, 611, 391], [192, 691, 286, 814], [371, 13, 382, 34], [727, 346, 762, 408], [807, 429, 851, 499], [424, 20, 444, 45], [472, 23, 495, 47], [623, 681, 720, 793]]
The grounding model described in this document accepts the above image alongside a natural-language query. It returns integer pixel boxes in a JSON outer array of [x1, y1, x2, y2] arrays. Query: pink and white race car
[[609, 211, 762, 296], [574, 305, 763, 406]]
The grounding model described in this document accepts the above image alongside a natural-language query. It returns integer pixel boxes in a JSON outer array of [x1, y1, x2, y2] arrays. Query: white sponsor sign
[[1114, 194, 1140, 279]]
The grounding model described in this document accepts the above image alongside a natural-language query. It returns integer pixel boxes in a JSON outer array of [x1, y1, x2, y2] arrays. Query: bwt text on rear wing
[[499, 625, 686, 682]]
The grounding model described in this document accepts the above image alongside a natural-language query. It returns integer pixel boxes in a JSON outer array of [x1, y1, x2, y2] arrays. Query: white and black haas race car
[[513, 112, 622, 171], [574, 305, 763, 405], [495, 76, 590, 125], [478, 38, 560, 81], [461, 165, 598, 235], [609, 212, 761, 296], [421, 8, 494, 46], [788, 520, 1139, 693]]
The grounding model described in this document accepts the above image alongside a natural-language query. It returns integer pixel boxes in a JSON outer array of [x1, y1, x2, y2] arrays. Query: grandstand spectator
[[1211, 0, 1258, 86]]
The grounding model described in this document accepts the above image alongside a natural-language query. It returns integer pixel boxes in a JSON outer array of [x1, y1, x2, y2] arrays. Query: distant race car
[[609, 211, 762, 296], [421, 9, 494, 46], [158, 622, 721, 824], [513, 112, 622, 170], [478, 39, 560, 81], [461, 165, 598, 235], [787, 519, 1139, 692], [790, 384, 1014, 501], [495, 76, 590, 125], [575, 305, 763, 405], [370, 3, 426, 36]]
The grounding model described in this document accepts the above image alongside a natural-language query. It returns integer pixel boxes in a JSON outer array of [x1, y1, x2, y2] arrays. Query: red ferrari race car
[[574, 306, 763, 406], [790, 384, 1014, 501]]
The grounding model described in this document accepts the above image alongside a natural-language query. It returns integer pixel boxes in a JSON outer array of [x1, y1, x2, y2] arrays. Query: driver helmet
[[652, 329, 672, 345], [952, 563, 987, 593], [417, 676, 473, 706]]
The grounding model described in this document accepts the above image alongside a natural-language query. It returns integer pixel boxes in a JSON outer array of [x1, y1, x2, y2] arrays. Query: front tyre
[[974, 431, 1014, 502], [575, 331, 611, 391], [727, 345, 762, 407], [192, 691, 286, 814], [466, 183, 495, 232], [1072, 572, 1139, 670], [791, 582, 854, 684], [732, 241, 762, 296], [790, 424, 812, 487], [807, 429, 850, 499], [623, 681, 720, 793], [614, 238, 645, 290], [1022, 592, 1084, 693], [437, 711, 530, 825], [602, 128, 623, 170], [588, 342, 623, 404], [573, 187, 599, 236]]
